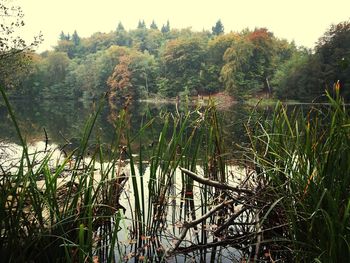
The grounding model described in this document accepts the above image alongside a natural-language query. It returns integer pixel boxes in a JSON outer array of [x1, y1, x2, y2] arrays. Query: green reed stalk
[[249, 90, 350, 262]]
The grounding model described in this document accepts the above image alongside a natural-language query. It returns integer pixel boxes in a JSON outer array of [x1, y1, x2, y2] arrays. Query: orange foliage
[[247, 28, 273, 47], [107, 55, 132, 91]]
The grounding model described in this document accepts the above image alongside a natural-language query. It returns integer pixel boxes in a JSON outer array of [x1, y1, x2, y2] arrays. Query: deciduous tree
[[0, 1, 42, 90]]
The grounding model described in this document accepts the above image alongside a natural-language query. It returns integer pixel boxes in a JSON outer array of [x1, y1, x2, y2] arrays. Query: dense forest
[[1, 18, 350, 102]]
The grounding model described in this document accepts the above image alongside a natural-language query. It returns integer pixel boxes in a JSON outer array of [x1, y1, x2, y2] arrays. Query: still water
[[0, 98, 253, 155], [0, 97, 263, 262]]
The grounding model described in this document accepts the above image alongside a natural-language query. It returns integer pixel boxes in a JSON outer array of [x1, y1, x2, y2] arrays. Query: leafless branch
[[179, 167, 253, 194], [166, 199, 235, 256]]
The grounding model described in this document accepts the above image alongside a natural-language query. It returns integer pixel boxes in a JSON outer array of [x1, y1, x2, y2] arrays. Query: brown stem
[[179, 167, 253, 194], [166, 199, 235, 256]]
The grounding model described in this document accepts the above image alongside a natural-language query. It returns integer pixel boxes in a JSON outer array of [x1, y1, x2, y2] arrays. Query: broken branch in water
[[179, 167, 253, 194], [166, 199, 235, 256], [213, 205, 248, 236]]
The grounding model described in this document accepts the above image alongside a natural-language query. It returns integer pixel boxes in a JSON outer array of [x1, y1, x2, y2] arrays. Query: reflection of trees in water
[[0, 99, 275, 159], [0, 99, 91, 144], [106, 99, 178, 156]]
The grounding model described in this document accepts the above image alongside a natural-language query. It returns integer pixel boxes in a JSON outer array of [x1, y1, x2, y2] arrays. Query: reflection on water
[[0, 98, 254, 157], [114, 164, 249, 262], [0, 98, 264, 262]]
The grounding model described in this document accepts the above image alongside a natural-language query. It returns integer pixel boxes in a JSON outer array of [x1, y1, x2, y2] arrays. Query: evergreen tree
[[116, 22, 131, 46], [212, 19, 224, 36], [116, 22, 125, 32], [59, 31, 71, 41], [137, 20, 146, 29], [59, 31, 66, 41], [72, 30, 80, 46], [161, 20, 170, 33], [150, 20, 158, 30]]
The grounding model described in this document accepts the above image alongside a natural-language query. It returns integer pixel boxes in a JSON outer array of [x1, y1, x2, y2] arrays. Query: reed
[[0, 88, 129, 262], [249, 88, 350, 262], [5, 82, 348, 262], [0, 84, 231, 262]]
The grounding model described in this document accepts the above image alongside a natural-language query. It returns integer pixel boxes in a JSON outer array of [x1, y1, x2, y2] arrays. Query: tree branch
[[166, 199, 235, 256], [179, 167, 253, 194]]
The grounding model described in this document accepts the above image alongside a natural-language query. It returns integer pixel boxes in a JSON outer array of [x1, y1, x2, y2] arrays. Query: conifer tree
[[150, 20, 158, 30], [161, 20, 170, 33], [212, 19, 224, 36], [137, 20, 146, 29]]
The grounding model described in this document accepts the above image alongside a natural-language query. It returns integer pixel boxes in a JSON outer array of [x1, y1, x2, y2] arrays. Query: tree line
[[1, 18, 350, 102]]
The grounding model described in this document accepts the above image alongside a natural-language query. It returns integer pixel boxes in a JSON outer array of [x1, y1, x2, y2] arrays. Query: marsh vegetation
[[1, 87, 349, 262]]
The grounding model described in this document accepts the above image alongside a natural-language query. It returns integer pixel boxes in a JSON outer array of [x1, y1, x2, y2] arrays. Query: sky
[[15, 0, 350, 52]]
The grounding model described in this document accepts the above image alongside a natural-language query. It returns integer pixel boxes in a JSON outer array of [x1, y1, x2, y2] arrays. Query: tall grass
[[0, 85, 231, 262], [5, 81, 348, 262], [0, 88, 128, 262], [249, 88, 350, 262], [119, 100, 230, 261]]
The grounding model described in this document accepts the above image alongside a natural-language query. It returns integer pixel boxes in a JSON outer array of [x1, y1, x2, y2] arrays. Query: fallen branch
[[213, 205, 248, 236], [179, 167, 253, 194], [166, 199, 235, 256], [176, 234, 248, 254]]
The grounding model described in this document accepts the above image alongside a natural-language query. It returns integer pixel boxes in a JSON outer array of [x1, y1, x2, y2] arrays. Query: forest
[[1, 18, 350, 102]]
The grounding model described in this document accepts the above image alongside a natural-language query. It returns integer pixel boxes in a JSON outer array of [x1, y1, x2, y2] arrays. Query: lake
[[1, 96, 295, 262], [0, 97, 260, 261], [0, 98, 254, 159]]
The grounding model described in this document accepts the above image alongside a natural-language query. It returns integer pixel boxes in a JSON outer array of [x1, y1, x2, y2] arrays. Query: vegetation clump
[[248, 85, 350, 262]]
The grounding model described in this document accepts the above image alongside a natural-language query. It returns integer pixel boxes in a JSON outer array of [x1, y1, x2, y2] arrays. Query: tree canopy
[[272, 20, 350, 101], [3, 15, 349, 102], [0, 1, 42, 91]]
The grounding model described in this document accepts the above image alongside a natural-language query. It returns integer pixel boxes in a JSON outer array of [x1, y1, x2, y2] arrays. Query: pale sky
[[15, 0, 350, 52]]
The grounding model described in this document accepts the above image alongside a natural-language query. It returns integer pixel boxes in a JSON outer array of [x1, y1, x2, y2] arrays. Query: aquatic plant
[[248, 87, 350, 262]]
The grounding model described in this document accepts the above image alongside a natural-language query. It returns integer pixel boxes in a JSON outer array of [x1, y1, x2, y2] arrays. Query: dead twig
[[166, 199, 235, 256], [179, 167, 253, 194], [213, 206, 248, 236]]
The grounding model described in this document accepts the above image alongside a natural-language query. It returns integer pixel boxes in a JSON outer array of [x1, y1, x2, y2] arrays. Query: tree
[[160, 37, 206, 96], [199, 33, 240, 94], [0, 2, 40, 56], [127, 51, 158, 96], [72, 30, 80, 46], [96, 45, 130, 91], [55, 39, 75, 58], [107, 55, 132, 101], [221, 36, 256, 98], [212, 19, 224, 36], [208, 33, 239, 64], [143, 29, 163, 55], [137, 20, 146, 29], [272, 20, 350, 101], [107, 49, 158, 100], [59, 31, 66, 41], [80, 32, 116, 53], [150, 20, 158, 30], [316, 21, 350, 99], [0, 1, 42, 90], [43, 51, 70, 84], [271, 50, 313, 99], [115, 22, 132, 47], [161, 20, 170, 34], [64, 45, 131, 98], [130, 27, 148, 52], [220, 28, 282, 98], [116, 22, 125, 32]]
